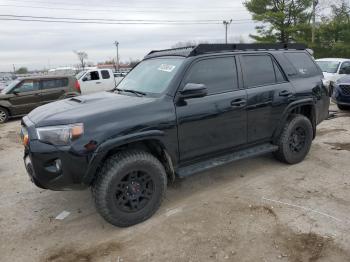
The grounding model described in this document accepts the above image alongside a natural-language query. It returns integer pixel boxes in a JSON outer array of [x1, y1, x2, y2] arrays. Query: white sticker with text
[[158, 64, 176, 72]]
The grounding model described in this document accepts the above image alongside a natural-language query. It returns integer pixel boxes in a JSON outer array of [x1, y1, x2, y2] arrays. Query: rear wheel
[[92, 150, 167, 227], [338, 104, 350, 111], [0, 107, 9, 123], [273, 115, 313, 164]]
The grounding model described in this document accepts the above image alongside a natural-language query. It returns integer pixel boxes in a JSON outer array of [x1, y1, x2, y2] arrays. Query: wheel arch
[[83, 133, 176, 186], [273, 99, 317, 143], [0, 102, 11, 116]]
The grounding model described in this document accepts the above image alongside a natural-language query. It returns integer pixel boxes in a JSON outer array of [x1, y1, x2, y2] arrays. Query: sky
[[0, 0, 257, 71]]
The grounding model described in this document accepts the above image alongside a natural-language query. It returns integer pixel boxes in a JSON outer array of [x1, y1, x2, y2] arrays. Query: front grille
[[340, 85, 350, 96]]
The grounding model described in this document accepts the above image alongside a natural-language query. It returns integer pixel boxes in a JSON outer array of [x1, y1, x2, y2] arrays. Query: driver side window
[[340, 62, 350, 75], [84, 71, 100, 81], [14, 80, 39, 93]]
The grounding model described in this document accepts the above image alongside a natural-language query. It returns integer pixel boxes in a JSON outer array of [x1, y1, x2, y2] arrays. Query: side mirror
[[12, 90, 19, 95], [82, 77, 88, 82], [180, 83, 207, 99]]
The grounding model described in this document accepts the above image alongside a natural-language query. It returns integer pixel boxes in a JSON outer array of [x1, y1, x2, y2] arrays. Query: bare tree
[[73, 50, 88, 70]]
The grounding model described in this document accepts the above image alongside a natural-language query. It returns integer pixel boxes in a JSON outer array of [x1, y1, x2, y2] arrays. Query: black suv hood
[[28, 92, 155, 127]]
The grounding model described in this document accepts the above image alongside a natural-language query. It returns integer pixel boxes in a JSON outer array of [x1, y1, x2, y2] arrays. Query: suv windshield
[[1, 80, 20, 94], [316, 61, 340, 73], [117, 58, 184, 95]]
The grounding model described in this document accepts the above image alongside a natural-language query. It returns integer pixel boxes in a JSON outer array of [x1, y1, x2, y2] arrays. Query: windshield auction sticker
[[158, 64, 176, 72]]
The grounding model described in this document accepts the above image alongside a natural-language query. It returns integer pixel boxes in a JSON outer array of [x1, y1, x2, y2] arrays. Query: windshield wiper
[[115, 88, 146, 97]]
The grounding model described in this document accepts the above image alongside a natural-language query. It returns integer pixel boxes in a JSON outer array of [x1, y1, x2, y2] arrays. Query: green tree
[[244, 0, 313, 43], [16, 67, 28, 74], [311, 0, 350, 58]]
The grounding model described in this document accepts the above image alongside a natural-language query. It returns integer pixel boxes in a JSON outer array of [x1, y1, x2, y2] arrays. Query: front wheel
[[273, 115, 313, 164], [92, 150, 167, 227]]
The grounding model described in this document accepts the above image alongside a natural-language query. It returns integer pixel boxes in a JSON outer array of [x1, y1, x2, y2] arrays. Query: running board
[[177, 143, 278, 178]]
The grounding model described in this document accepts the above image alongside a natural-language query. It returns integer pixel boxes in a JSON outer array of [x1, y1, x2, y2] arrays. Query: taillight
[[75, 80, 81, 93]]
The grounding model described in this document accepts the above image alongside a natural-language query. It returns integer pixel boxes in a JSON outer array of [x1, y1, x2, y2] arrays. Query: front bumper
[[23, 143, 89, 190], [331, 83, 350, 105], [22, 117, 95, 191], [332, 92, 350, 106]]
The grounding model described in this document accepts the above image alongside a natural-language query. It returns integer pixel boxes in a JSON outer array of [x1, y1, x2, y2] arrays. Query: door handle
[[279, 90, 292, 97], [96, 82, 102, 84], [231, 99, 246, 108], [35, 93, 42, 96]]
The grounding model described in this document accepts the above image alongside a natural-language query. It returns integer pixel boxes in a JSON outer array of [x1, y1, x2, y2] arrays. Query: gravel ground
[[1, 104, 350, 262]]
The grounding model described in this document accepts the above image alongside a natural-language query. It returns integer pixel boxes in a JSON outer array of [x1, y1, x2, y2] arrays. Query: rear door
[[8, 80, 41, 115], [176, 56, 247, 162], [240, 54, 295, 143], [100, 70, 116, 91], [40, 78, 69, 105]]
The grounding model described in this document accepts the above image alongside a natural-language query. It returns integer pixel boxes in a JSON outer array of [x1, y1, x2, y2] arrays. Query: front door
[[9, 80, 41, 115], [80, 70, 102, 94], [176, 56, 247, 162]]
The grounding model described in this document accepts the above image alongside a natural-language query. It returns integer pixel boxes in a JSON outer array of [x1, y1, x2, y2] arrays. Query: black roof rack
[[144, 43, 307, 59]]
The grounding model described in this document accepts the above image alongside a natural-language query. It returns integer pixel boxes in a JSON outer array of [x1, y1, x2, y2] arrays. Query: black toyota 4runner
[[21, 44, 329, 227]]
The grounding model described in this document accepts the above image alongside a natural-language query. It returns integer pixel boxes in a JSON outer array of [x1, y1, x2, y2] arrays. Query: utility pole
[[12, 64, 16, 74], [114, 41, 119, 72], [223, 19, 232, 44], [312, 0, 318, 43]]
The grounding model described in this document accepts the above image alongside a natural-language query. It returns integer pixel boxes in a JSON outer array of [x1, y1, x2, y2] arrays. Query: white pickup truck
[[76, 69, 124, 95]]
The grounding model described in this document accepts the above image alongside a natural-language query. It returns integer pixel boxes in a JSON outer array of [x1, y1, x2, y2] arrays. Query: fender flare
[[0, 101, 12, 115], [273, 98, 316, 142], [82, 130, 169, 185]]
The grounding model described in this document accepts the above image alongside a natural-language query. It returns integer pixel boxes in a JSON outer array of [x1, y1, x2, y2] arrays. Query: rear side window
[[274, 63, 285, 82], [101, 70, 110, 79], [185, 57, 238, 95], [284, 52, 319, 77], [41, 78, 68, 89], [241, 55, 277, 88]]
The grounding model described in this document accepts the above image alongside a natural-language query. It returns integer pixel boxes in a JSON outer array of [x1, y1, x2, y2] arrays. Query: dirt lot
[[1, 105, 350, 262]]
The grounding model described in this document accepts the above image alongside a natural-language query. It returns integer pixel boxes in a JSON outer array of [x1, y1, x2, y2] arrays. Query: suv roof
[[145, 43, 308, 59], [19, 75, 73, 81]]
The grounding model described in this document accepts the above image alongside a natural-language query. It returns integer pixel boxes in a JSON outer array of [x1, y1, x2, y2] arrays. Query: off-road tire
[[273, 114, 313, 164], [92, 150, 167, 227], [0, 107, 9, 123], [338, 104, 350, 111]]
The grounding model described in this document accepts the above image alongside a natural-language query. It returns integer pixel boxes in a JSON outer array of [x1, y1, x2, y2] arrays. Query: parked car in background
[[332, 75, 350, 110], [316, 58, 350, 92], [76, 69, 120, 94], [22, 43, 329, 227], [114, 72, 126, 85], [0, 75, 16, 91], [0, 75, 80, 123]]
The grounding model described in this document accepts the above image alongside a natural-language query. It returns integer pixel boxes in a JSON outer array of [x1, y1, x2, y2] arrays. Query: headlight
[[36, 123, 84, 146]]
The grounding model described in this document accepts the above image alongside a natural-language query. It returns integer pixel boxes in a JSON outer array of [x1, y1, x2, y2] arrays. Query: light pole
[[223, 19, 232, 44], [311, 0, 318, 43], [116, 42, 119, 71]]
